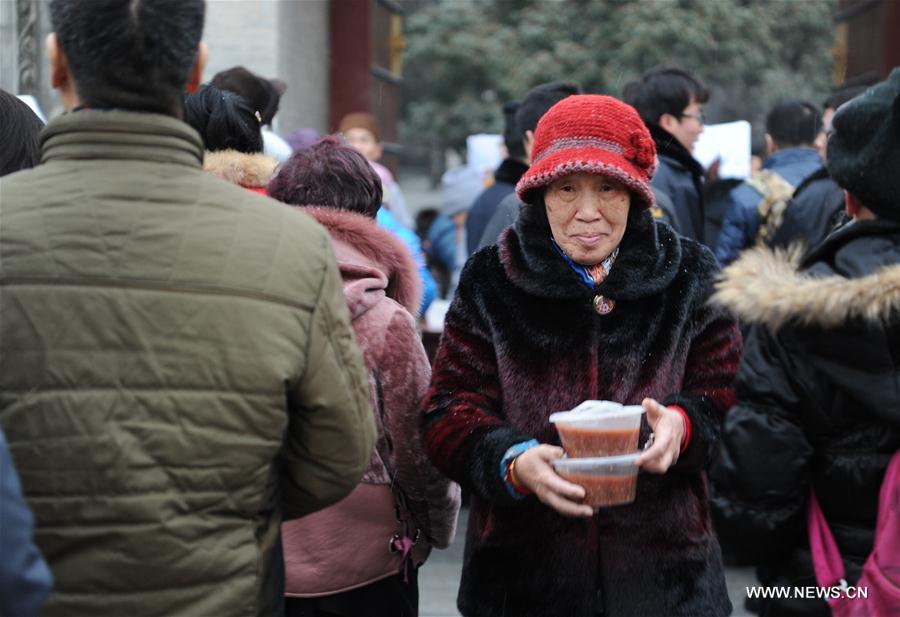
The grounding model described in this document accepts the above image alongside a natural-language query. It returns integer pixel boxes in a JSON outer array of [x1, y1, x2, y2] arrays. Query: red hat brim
[[516, 146, 656, 210]]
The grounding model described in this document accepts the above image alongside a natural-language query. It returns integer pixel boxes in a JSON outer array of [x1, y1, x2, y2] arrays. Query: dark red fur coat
[[422, 201, 742, 617]]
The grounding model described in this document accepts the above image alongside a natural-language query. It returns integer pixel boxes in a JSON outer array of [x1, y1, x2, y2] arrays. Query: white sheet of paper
[[423, 298, 451, 333], [466, 134, 503, 176], [691, 120, 752, 180]]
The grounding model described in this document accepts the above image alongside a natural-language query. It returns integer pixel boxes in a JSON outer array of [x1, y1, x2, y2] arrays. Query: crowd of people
[[1, 1, 898, 617]]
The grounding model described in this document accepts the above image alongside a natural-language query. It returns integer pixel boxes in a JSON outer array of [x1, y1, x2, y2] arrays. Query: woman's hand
[[512, 445, 594, 518], [635, 398, 685, 474]]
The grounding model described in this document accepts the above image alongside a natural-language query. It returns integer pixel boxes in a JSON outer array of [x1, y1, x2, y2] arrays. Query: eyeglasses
[[679, 111, 706, 125]]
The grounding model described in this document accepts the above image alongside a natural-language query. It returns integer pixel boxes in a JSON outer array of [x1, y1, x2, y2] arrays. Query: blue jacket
[[377, 207, 437, 316], [426, 212, 458, 273], [0, 430, 53, 617], [770, 166, 847, 252], [715, 148, 821, 265]]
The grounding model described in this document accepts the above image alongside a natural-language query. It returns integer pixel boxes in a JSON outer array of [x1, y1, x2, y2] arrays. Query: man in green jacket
[[0, 1, 375, 615]]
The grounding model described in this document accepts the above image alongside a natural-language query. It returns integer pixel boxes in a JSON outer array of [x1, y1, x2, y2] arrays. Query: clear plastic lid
[[549, 400, 645, 425], [551, 452, 641, 473]]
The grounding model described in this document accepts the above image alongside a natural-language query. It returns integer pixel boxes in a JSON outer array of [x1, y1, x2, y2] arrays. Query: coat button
[[593, 295, 615, 315]]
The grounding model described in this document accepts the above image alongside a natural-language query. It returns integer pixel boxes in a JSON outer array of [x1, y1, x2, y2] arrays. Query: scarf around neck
[[551, 238, 619, 288]]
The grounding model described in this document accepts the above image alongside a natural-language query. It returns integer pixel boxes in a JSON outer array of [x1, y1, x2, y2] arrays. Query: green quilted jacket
[[0, 110, 375, 616]]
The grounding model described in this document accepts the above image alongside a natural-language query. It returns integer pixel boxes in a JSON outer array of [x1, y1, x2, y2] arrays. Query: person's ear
[[47, 33, 68, 90], [186, 42, 208, 93], [47, 32, 81, 109], [658, 113, 679, 134], [765, 133, 776, 155], [814, 130, 827, 161], [373, 142, 383, 162], [523, 130, 535, 162]]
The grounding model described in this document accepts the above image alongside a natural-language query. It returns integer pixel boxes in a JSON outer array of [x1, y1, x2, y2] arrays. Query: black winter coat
[[709, 219, 900, 616], [466, 158, 529, 255], [649, 125, 707, 246], [770, 166, 847, 252]]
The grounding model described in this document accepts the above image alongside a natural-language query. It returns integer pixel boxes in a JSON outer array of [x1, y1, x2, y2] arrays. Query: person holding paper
[[624, 65, 710, 246]]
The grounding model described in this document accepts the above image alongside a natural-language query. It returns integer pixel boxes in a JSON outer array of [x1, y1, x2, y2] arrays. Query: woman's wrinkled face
[[544, 172, 630, 265]]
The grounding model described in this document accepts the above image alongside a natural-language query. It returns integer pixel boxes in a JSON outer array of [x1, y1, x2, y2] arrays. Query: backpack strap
[[873, 450, 900, 555], [388, 482, 421, 583], [746, 170, 795, 245], [807, 450, 900, 593], [379, 439, 421, 580], [375, 424, 423, 582], [807, 488, 849, 590]]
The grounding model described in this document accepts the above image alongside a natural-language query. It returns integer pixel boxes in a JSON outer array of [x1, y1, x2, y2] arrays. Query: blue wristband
[[500, 439, 540, 498]]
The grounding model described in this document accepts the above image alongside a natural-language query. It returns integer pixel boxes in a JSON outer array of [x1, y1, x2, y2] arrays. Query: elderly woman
[[422, 95, 742, 617], [268, 136, 460, 617]]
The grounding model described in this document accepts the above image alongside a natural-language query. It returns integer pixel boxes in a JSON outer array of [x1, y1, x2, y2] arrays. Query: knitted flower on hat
[[516, 94, 658, 209]]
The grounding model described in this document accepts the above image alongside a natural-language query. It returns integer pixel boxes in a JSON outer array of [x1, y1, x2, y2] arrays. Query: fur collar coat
[[203, 149, 278, 190], [282, 208, 460, 596], [422, 199, 742, 617], [710, 219, 900, 615]]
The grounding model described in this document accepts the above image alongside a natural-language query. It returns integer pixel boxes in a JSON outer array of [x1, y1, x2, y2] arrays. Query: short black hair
[[824, 85, 868, 111], [49, 0, 205, 117], [516, 81, 580, 136], [766, 100, 823, 148], [502, 101, 525, 159], [0, 90, 44, 177], [622, 65, 709, 127], [210, 67, 284, 127], [183, 85, 263, 154]]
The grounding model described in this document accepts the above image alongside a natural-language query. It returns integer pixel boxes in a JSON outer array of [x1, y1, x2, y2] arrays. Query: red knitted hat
[[516, 94, 658, 209]]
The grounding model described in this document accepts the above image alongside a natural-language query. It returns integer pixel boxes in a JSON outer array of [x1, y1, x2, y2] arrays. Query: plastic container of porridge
[[549, 400, 644, 457], [552, 453, 641, 508]]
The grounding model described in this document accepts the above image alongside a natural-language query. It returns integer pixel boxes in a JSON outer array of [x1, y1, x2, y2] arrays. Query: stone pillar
[[16, 0, 40, 95], [0, 1, 59, 118], [203, 0, 330, 135], [0, 1, 17, 93], [276, 0, 329, 135]]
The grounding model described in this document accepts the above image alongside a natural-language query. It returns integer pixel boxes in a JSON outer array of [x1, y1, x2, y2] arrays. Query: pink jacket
[[282, 207, 460, 597]]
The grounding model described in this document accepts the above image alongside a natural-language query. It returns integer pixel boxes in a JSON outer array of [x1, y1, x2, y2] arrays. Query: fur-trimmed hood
[[712, 221, 900, 331], [203, 150, 278, 189], [300, 207, 421, 317], [709, 218, 900, 594]]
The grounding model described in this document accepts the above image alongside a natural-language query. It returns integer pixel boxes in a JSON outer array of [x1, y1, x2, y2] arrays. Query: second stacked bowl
[[549, 400, 644, 508]]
